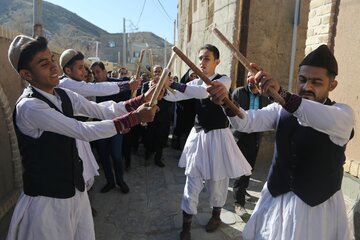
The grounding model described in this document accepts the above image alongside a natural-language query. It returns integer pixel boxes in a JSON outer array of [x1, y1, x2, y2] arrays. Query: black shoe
[[155, 160, 165, 168], [179, 231, 191, 240], [205, 217, 221, 232], [91, 206, 98, 217], [100, 183, 115, 193], [117, 181, 130, 194], [145, 150, 153, 160]]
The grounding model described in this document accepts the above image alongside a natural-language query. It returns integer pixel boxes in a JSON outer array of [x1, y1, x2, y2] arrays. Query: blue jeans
[[97, 134, 124, 185]]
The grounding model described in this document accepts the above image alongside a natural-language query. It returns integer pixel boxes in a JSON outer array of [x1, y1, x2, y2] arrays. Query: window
[[187, 0, 193, 42], [108, 41, 115, 48], [206, 0, 214, 27]]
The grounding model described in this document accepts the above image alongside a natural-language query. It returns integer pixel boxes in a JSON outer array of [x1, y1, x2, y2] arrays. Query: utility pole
[[173, 19, 176, 45], [123, 18, 126, 66], [33, 0, 43, 37], [164, 38, 167, 66], [95, 41, 100, 58]]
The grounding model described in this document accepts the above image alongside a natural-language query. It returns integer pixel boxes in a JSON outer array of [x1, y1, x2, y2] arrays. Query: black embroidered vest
[[13, 87, 85, 198], [194, 74, 229, 133], [267, 99, 348, 206]]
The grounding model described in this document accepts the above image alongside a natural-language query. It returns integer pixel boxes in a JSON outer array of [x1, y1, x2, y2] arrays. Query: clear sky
[[45, 0, 178, 42]]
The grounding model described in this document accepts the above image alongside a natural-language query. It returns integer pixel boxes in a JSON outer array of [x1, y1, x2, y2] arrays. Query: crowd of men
[[5, 34, 355, 240]]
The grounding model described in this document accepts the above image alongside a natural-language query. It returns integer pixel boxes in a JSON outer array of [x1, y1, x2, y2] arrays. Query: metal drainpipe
[[288, 0, 301, 91], [236, 0, 251, 87]]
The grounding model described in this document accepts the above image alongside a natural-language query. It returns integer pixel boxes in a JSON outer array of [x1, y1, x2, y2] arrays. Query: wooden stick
[[149, 53, 177, 106], [212, 27, 285, 105], [172, 46, 244, 119], [148, 49, 154, 75], [135, 60, 153, 77], [134, 60, 176, 94], [132, 49, 146, 98], [135, 49, 145, 78]]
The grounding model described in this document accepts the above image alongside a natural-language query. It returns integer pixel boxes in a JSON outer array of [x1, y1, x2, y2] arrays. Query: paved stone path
[[89, 145, 269, 240]]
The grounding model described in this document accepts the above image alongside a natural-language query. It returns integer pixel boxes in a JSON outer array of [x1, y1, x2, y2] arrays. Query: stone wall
[[246, 0, 309, 91], [176, 0, 240, 84], [0, 27, 24, 231]]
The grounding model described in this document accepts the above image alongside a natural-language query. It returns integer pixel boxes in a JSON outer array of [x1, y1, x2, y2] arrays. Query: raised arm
[[59, 78, 129, 97]]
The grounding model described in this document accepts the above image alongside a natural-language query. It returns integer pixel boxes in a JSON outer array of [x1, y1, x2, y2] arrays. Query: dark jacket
[[96, 77, 130, 103], [231, 86, 271, 144]]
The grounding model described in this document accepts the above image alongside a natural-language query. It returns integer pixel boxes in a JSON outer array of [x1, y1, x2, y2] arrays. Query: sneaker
[[100, 183, 115, 193], [234, 203, 251, 222], [117, 181, 130, 194], [205, 217, 221, 232], [179, 231, 191, 240]]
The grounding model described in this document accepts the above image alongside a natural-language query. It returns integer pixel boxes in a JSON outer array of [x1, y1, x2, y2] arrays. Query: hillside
[[0, 0, 172, 64], [0, 0, 106, 38]]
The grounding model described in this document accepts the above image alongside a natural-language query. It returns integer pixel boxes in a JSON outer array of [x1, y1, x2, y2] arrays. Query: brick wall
[[305, 0, 338, 53]]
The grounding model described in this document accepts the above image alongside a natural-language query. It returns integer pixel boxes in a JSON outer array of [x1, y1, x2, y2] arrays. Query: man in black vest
[[164, 44, 252, 240], [231, 75, 271, 220], [207, 45, 355, 240], [6, 35, 157, 240]]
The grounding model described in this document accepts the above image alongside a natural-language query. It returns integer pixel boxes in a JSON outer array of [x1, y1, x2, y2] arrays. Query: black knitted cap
[[299, 44, 338, 75]]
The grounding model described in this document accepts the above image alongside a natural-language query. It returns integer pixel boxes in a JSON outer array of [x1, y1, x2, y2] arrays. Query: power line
[[152, 0, 173, 22], [157, 0, 173, 21], [136, 0, 147, 27]]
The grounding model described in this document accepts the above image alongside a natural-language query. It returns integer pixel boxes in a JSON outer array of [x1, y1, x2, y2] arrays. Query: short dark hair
[[17, 36, 48, 71], [90, 61, 105, 70], [199, 44, 220, 60], [64, 51, 84, 69], [326, 70, 336, 81]]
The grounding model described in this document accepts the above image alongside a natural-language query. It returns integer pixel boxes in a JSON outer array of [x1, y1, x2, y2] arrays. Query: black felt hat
[[299, 44, 338, 75]]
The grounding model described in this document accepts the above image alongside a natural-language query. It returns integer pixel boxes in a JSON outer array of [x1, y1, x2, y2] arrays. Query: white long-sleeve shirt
[[15, 86, 131, 141], [229, 99, 355, 147], [164, 73, 230, 101], [58, 77, 127, 97]]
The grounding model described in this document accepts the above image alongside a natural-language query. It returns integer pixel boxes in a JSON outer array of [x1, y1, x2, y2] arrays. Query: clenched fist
[[135, 103, 158, 123], [129, 76, 142, 91], [207, 81, 228, 105]]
